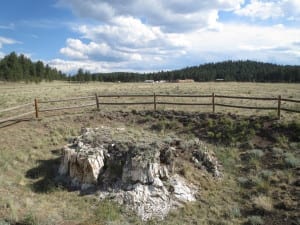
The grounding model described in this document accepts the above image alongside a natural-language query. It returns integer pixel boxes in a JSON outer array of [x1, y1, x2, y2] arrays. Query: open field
[[0, 81, 299, 225], [0, 81, 300, 120]]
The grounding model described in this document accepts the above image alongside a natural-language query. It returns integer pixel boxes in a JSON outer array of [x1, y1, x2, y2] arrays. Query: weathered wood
[[281, 108, 300, 113], [154, 93, 157, 111], [97, 94, 153, 98], [39, 103, 95, 112], [157, 102, 212, 106], [95, 93, 99, 110], [0, 103, 32, 113], [215, 103, 276, 110], [98, 102, 153, 105], [0, 111, 34, 123], [39, 96, 94, 103], [156, 94, 212, 98], [281, 98, 300, 103], [212, 93, 215, 113], [277, 95, 281, 119], [34, 98, 39, 118], [215, 95, 277, 100]]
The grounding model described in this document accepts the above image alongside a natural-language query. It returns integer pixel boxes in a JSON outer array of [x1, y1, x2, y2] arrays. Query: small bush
[[252, 195, 273, 212], [249, 149, 264, 159], [230, 207, 241, 218], [276, 135, 289, 148], [260, 170, 273, 180], [247, 216, 264, 225], [271, 147, 283, 156], [252, 176, 271, 193], [237, 177, 252, 188], [283, 152, 300, 168]]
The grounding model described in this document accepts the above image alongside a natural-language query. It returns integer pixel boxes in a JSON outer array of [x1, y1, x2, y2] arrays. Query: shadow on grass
[[25, 149, 62, 193]]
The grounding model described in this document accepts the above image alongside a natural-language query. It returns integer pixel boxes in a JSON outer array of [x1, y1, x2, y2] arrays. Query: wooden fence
[[0, 102, 35, 124], [0, 93, 300, 124]]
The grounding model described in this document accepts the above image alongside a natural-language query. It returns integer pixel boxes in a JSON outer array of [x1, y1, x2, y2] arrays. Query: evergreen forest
[[1, 52, 299, 83]]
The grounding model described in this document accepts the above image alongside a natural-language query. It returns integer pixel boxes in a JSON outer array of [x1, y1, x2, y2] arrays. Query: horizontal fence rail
[[215, 95, 277, 100], [0, 102, 32, 114], [97, 94, 154, 98], [215, 103, 277, 110], [0, 93, 299, 124], [38, 96, 94, 103], [281, 98, 300, 103], [39, 103, 95, 112], [0, 111, 35, 124]]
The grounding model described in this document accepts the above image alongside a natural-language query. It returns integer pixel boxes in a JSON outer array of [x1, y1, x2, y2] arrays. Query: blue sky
[[0, 0, 299, 73]]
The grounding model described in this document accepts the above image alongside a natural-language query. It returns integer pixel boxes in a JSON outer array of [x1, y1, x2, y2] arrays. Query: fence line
[[0, 111, 35, 123], [38, 96, 94, 103], [215, 95, 277, 100], [0, 93, 300, 123], [39, 103, 95, 112], [0, 102, 32, 113], [215, 103, 277, 110]]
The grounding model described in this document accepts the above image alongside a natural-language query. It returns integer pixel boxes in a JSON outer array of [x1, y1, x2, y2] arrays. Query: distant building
[[175, 79, 194, 83], [215, 78, 225, 82], [144, 80, 154, 83]]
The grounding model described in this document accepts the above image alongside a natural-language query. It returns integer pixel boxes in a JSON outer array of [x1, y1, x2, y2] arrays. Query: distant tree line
[[0, 52, 66, 82], [1, 52, 299, 83], [71, 60, 300, 83]]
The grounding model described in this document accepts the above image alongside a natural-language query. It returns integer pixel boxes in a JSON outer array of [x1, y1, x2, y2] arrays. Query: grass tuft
[[247, 216, 264, 225]]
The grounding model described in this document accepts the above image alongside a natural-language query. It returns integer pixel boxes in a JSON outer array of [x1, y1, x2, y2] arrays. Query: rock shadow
[[25, 149, 62, 193]]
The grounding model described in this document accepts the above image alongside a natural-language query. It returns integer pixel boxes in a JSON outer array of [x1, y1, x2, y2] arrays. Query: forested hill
[[1, 52, 299, 83], [87, 60, 299, 82], [0, 52, 66, 82]]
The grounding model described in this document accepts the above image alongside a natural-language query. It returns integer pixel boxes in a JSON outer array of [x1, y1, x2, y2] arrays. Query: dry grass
[[0, 81, 299, 121], [252, 195, 273, 212], [0, 111, 247, 225], [0, 81, 299, 224]]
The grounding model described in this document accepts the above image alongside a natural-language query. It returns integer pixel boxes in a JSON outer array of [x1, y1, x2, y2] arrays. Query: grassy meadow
[[0, 81, 300, 119], [0, 81, 299, 225]]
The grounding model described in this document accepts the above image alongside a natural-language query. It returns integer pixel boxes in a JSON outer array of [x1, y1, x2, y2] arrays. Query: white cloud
[[0, 36, 19, 48], [59, 16, 187, 71], [57, 0, 244, 31], [236, 0, 300, 20], [185, 23, 300, 64], [55, 22, 300, 73], [53, 0, 300, 73], [60, 37, 144, 62]]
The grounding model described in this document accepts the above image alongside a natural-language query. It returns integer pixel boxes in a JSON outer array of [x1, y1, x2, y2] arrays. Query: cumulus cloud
[[0, 36, 19, 48], [57, 0, 244, 31], [58, 15, 187, 72], [236, 0, 300, 20], [185, 23, 300, 64], [55, 21, 300, 73], [53, 0, 300, 73]]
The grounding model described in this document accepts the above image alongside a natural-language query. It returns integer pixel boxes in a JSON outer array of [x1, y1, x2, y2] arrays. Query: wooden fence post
[[154, 93, 157, 111], [95, 93, 99, 110], [212, 92, 215, 113], [34, 98, 39, 118], [277, 95, 281, 119]]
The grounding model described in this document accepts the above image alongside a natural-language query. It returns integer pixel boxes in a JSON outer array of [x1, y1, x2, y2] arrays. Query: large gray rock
[[59, 127, 221, 220]]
